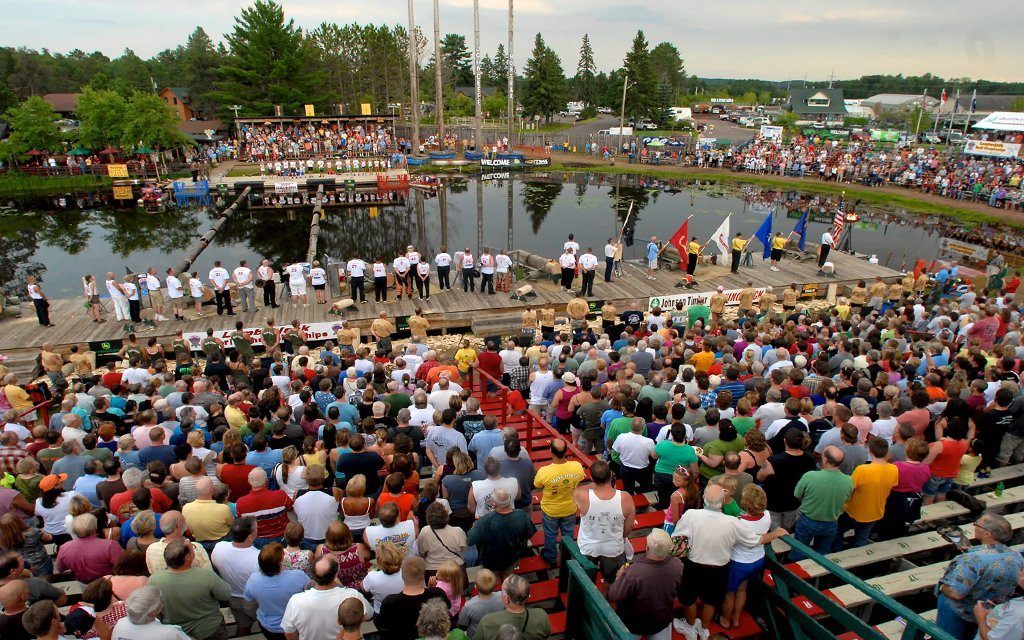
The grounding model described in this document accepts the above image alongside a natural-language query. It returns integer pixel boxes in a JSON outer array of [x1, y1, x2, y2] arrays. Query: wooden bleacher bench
[[970, 463, 1024, 491], [875, 610, 937, 640]]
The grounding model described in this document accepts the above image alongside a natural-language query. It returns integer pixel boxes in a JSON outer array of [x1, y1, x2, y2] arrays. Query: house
[[42, 93, 79, 116], [785, 88, 847, 123], [862, 93, 939, 116], [453, 86, 500, 101], [933, 93, 1024, 127], [159, 87, 197, 121], [178, 119, 228, 142]]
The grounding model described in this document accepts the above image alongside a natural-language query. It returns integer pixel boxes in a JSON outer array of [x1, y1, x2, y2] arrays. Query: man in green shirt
[[473, 575, 551, 640], [605, 399, 638, 468], [791, 446, 854, 561], [638, 373, 671, 407], [147, 539, 231, 640]]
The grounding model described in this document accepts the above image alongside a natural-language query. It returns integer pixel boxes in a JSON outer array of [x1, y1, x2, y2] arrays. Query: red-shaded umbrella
[[25, 149, 44, 156], [99, 146, 120, 155]]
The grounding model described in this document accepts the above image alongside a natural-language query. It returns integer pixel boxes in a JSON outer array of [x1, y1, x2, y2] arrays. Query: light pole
[[433, 0, 444, 146], [407, 0, 420, 155], [473, 0, 482, 151], [617, 76, 636, 157], [506, 0, 514, 150]]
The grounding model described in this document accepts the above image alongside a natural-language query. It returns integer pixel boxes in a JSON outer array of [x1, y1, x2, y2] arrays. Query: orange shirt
[[925, 385, 946, 402], [378, 491, 416, 522], [690, 351, 716, 373], [426, 365, 460, 386]]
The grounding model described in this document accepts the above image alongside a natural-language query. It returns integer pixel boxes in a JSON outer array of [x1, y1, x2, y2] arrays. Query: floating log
[[175, 187, 251, 274], [306, 184, 325, 263]]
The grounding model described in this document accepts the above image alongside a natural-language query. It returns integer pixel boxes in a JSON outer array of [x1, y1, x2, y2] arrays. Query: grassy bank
[[546, 161, 1018, 227], [0, 173, 112, 197]]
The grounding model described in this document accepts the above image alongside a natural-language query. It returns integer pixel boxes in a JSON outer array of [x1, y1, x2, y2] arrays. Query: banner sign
[[963, 139, 1022, 159], [274, 181, 299, 194], [112, 185, 134, 200], [939, 237, 989, 261], [697, 137, 717, 149], [870, 130, 900, 142], [759, 125, 784, 141], [648, 287, 766, 311], [89, 339, 124, 357], [800, 283, 819, 298], [479, 157, 552, 169], [182, 320, 345, 351], [107, 164, 129, 178]]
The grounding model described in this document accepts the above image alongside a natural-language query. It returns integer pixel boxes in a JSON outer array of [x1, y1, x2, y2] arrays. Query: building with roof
[[933, 93, 1024, 128], [42, 93, 79, 116], [159, 87, 197, 121], [862, 93, 939, 116], [453, 86, 500, 100], [784, 88, 847, 123], [178, 119, 228, 142]]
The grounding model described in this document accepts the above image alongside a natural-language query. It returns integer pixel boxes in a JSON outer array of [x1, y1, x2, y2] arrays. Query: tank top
[[664, 489, 689, 528], [577, 489, 625, 558], [930, 438, 969, 479], [529, 370, 554, 405], [320, 543, 368, 589], [341, 497, 372, 532], [555, 386, 581, 420]]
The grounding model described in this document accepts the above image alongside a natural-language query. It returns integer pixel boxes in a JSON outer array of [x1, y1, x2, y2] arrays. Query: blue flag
[[754, 208, 773, 260], [793, 208, 809, 251]]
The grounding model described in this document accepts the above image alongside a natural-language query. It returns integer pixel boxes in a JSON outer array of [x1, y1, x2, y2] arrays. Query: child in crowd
[[954, 438, 984, 489], [457, 569, 504, 637], [282, 522, 313, 576], [430, 559, 466, 616], [663, 466, 700, 534]]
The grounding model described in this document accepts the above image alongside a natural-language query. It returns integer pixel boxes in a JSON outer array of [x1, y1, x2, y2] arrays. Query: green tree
[[119, 92, 191, 151], [650, 42, 685, 99], [440, 34, 472, 86], [74, 87, 128, 149], [490, 43, 509, 88], [180, 28, 224, 117], [621, 31, 658, 121], [483, 89, 506, 118], [1010, 97, 1024, 112], [1, 96, 61, 154], [110, 48, 155, 92], [214, 0, 324, 116], [573, 34, 597, 110], [520, 34, 566, 123]]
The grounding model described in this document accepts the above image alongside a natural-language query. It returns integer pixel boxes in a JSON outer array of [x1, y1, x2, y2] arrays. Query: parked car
[[597, 106, 613, 114], [635, 120, 658, 131], [920, 133, 941, 144]]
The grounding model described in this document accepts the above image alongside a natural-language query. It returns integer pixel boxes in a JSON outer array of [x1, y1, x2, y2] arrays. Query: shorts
[[922, 475, 955, 497], [770, 248, 783, 261], [313, 283, 326, 291], [290, 282, 307, 296], [678, 558, 729, 608], [149, 290, 165, 307], [648, 258, 658, 268], [727, 557, 765, 591], [228, 595, 258, 630]]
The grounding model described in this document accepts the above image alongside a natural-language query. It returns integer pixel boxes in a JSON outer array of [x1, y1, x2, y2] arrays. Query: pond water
[[0, 173, 958, 299]]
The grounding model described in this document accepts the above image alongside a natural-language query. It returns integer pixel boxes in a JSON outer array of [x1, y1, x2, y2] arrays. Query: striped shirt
[[235, 488, 292, 539]]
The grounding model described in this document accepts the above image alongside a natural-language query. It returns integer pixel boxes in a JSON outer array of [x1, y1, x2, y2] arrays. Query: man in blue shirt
[[646, 236, 660, 280], [468, 415, 505, 463]]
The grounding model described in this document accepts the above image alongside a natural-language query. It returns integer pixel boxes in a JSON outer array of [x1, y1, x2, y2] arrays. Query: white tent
[[972, 111, 1024, 132]]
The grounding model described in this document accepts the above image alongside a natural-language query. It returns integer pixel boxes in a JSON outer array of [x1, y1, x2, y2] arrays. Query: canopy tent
[[972, 111, 1024, 132], [98, 146, 120, 155], [645, 139, 666, 147], [134, 146, 156, 154], [67, 147, 91, 156]]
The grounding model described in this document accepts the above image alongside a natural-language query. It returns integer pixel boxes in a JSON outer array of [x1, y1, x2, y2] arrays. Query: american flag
[[831, 196, 845, 249]]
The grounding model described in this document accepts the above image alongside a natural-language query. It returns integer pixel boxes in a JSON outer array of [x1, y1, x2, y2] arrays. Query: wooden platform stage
[[0, 250, 902, 374]]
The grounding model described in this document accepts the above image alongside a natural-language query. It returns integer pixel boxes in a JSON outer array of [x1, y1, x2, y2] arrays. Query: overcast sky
[[2, 0, 1019, 83]]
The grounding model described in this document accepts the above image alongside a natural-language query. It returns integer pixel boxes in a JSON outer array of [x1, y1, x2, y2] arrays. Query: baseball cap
[[563, 372, 577, 384], [39, 473, 67, 492], [717, 285, 724, 292]]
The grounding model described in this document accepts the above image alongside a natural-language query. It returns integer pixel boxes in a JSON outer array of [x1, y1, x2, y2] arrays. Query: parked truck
[[597, 127, 634, 136]]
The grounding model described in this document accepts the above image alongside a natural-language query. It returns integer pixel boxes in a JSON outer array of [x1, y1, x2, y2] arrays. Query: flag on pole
[[970, 90, 977, 113], [709, 214, 731, 257], [753, 208, 773, 260], [793, 208, 809, 251], [831, 196, 845, 249], [940, 88, 947, 107], [667, 218, 689, 268]]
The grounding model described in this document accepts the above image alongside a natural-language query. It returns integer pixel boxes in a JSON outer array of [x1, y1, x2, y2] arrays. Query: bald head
[[0, 580, 29, 610], [821, 446, 844, 469], [703, 484, 726, 511], [195, 477, 214, 499]]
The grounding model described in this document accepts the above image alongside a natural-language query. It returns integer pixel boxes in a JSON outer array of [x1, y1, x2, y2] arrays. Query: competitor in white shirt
[[392, 254, 411, 299], [122, 275, 141, 323], [188, 271, 206, 317], [285, 262, 308, 306], [479, 248, 496, 295], [106, 271, 129, 321], [414, 260, 430, 300], [26, 276, 52, 327], [372, 258, 389, 303], [558, 248, 577, 290], [604, 237, 618, 283], [495, 249, 513, 293], [564, 234, 580, 255], [405, 245, 421, 267], [819, 230, 834, 269], [460, 247, 476, 293], [83, 274, 103, 323], [257, 259, 279, 308], [434, 247, 452, 291], [578, 247, 599, 297], [143, 267, 167, 321], [232, 260, 255, 312], [208, 260, 234, 316], [346, 254, 367, 303], [309, 260, 328, 304], [165, 268, 186, 321]]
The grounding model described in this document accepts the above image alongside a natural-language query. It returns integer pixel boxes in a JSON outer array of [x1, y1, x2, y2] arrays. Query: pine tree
[[622, 30, 657, 121], [440, 34, 473, 86], [180, 28, 223, 118], [214, 0, 324, 116], [650, 42, 686, 101], [491, 43, 509, 88], [574, 34, 597, 110], [521, 34, 566, 123]]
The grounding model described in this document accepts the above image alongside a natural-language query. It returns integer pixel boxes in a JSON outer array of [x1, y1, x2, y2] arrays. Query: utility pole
[[618, 74, 630, 157], [406, 0, 420, 155], [506, 0, 514, 149], [473, 0, 482, 150], [433, 0, 445, 146], [828, 68, 835, 89], [914, 89, 927, 139]]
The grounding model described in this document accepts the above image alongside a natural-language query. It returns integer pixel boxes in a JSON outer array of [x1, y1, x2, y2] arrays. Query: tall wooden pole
[[433, 0, 445, 146], [406, 0, 420, 154], [506, 0, 514, 149], [473, 0, 482, 150]]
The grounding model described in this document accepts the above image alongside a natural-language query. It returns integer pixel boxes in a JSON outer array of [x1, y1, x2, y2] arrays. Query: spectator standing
[[836, 438, 898, 550], [242, 542, 309, 640], [607, 529, 682, 640], [533, 440, 584, 566], [790, 446, 853, 560], [147, 540, 231, 640]]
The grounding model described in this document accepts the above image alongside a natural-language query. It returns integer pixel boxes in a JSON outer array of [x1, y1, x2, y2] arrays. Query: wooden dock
[[0, 250, 902, 375]]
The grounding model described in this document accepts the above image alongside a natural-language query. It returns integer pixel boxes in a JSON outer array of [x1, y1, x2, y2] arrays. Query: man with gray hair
[[473, 574, 551, 640], [50, 439, 88, 486], [935, 511, 1024, 640], [148, 540, 231, 640], [54, 513, 122, 582], [468, 488, 534, 581], [671, 484, 788, 640], [608, 529, 683, 640], [145, 511, 212, 574], [113, 586, 190, 639], [59, 413, 86, 446]]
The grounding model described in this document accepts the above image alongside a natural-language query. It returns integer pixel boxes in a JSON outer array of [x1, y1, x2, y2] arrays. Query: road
[[549, 113, 758, 144]]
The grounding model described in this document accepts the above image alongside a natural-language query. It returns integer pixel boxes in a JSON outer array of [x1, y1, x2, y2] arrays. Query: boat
[[428, 150, 456, 160], [410, 175, 441, 191], [464, 150, 485, 160], [406, 156, 429, 166]]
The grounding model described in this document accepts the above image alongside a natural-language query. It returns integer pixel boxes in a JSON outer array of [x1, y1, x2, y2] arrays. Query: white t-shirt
[[611, 432, 655, 469], [763, 416, 808, 441], [257, 265, 275, 282], [731, 511, 772, 563], [166, 275, 184, 298], [362, 569, 405, 613], [564, 240, 580, 254], [605, 243, 618, 258], [673, 508, 762, 566], [435, 253, 452, 268], [211, 542, 260, 597], [372, 262, 387, 278], [112, 618, 190, 640], [821, 231, 834, 246], [479, 254, 495, 274], [364, 520, 417, 555], [406, 251, 421, 264], [393, 256, 410, 273], [123, 367, 150, 386], [209, 267, 230, 289], [559, 253, 576, 269], [470, 477, 519, 518], [293, 489, 339, 540], [106, 279, 124, 299], [346, 259, 366, 277], [416, 262, 429, 277], [189, 278, 204, 298], [870, 417, 898, 443], [409, 407, 436, 431], [495, 254, 512, 273], [286, 264, 306, 284], [123, 282, 139, 300], [281, 587, 372, 639], [655, 423, 694, 443], [233, 267, 254, 288], [461, 253, 475, 269], [579, 253, 598, 270], [310, 267, 327, 285], [144, 274, 161, 292]]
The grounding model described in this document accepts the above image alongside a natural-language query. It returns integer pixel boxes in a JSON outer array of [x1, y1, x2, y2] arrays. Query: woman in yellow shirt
[[454, 340, 478, 383], [4, 373, 36, 422]]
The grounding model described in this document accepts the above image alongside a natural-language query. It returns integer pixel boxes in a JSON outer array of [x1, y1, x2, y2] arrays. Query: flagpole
[[914, 89, 927, 139], [615, 201, 635, 244], [946, 89, 959, 139], [962, 89, 975, 136], [658, 214, 694, 255], [933, 88, 945, 135]]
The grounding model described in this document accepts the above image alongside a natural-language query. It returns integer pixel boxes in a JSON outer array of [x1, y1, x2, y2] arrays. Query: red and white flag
[[831, 201, 845, 249], [940, 88, 947, 107]]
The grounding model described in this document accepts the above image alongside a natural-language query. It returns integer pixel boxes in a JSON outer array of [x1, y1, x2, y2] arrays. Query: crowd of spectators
[[238, 122, 397, 162]]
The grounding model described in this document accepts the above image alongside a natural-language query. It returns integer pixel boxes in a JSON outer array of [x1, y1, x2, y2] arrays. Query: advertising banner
[[648, 287, 766, 311], [274, 181, 299, 194], [759, 125, 784, 141], [870, 130, 900, 142], [182, 320, 346, 351], [963, 139, 1022, 159], [107, 164, 129, 178], [939, 237, 989, 261], [479, 157, 552, 169]]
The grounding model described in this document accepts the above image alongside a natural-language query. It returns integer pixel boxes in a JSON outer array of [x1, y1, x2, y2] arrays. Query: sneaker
[[673, 618, 698, 640], [695, 620, 709, 640]]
